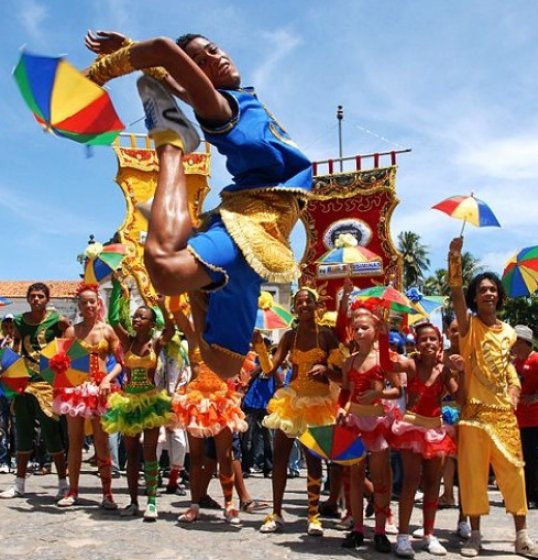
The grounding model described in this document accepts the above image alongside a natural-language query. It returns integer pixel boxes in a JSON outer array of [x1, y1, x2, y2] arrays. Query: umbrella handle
[[459, 220, 467, 236]]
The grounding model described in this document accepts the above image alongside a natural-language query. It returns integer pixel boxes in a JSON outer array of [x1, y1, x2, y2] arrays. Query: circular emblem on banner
[[322, 219, 372, 250]]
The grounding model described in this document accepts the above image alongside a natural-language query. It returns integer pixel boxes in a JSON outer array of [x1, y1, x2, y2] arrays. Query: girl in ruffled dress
[[101, 278, 175, 521], [260, 288, 342, 536], [389, 322, 460, 558], [336, 301, 401, 552], [55, 283, 123, 509]]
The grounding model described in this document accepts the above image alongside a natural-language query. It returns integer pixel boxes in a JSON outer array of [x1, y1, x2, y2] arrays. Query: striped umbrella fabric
[[502, 246, 538, 297], [432, 194, 500, 234]]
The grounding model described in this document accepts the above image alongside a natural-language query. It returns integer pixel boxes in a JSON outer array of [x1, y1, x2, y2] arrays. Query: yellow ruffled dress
[[263, 347, 337, 437], [101, 349, 174, 437]]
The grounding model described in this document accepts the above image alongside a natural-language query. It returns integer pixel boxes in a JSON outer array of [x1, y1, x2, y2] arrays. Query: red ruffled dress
[[344, 365, 396, 452], [390, 373, 456, 459], [53, 339, 119, 419]]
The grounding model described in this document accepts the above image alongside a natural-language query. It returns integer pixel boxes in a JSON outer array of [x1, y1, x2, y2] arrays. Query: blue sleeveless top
[[198, 88, 312, 195]]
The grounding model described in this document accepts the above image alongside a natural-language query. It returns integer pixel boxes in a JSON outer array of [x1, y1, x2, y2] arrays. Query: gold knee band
[[448, 251, 463, 288], [87, 45, 135, 86]]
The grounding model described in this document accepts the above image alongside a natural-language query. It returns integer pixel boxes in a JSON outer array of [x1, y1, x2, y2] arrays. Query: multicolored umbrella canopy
[[299, 424, 366, 466], [13, 51, 124, 145], [432, 194, 500, 235], [502, 246, 538, 298], [0, 348, 30, 398], [40, 338, 90, 388], [351, 285, 417, 315], [406, 288, 446, 317], [0, 297, 12, 307], [255, 291, 294, 330], [84, 242, 127, 283]]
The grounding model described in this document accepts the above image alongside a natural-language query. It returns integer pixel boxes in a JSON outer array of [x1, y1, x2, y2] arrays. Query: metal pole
[[337, 105, 344, 171]]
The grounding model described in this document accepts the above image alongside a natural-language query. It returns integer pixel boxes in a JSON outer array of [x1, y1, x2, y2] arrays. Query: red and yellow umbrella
[[351, 285, 417, 315], [299, 424, 366, 466], [255, 291, 294, 330], [13, 51, 124, 145], [39, 338, 90, 388], [0, 348, 30, 398], [432, 194, 500, 235], [502, 246, 538, 298]]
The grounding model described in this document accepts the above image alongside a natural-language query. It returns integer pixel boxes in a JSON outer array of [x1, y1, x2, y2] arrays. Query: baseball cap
[[514, 325, 534, 344], [2, 313, 14, 322], [389, 331, 404, 347]]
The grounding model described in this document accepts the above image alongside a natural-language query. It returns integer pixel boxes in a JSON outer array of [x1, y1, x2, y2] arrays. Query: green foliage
[[501, 296, 538, 332], [397, 231, 431, 289]]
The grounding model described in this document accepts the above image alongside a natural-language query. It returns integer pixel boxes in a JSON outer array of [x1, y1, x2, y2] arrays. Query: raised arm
[[448, 237, 470, 337], [107, 275, 131, 348]]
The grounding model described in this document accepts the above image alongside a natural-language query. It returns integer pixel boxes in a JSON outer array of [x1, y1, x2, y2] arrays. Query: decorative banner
[[113, 134, 211, 305], [300, 166, 402, 309]]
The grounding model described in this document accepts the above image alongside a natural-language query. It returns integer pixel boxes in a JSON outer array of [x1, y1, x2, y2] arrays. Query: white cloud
[[17, 0, 48, 40]]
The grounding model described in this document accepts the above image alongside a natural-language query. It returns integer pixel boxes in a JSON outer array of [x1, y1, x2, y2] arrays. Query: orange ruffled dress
[[172, 361, 247, 438], [53, 338, 119, 419], [263, 346, 337, 438]]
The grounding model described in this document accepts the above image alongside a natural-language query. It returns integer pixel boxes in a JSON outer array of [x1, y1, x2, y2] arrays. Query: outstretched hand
[[85, 30, 127, 55], [449, 236, 463, 256]]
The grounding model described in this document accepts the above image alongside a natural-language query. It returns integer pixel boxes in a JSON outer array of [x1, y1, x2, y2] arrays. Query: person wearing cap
[[0, 314, 15, 349], [448, 237, 538, 558], [404, 333, 416, 356], [512, 325, 538, 510]]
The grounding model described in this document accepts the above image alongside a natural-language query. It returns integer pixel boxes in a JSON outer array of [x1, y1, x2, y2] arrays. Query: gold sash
[[402, 411, 442, 429], [349, 402, 384, 417]]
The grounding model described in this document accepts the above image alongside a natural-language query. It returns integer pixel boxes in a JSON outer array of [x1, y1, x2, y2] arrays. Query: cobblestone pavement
[[0, 462, 536, 560]]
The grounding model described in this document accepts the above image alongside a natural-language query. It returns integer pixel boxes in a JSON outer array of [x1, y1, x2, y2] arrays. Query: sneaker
[[412, 527, 425, 539], [143, 503, 158, 522], [224, 507, 241, 526], [386, 520, 399, 535], [461, 532, 482, 558], [0, 486, 24, 499], [307, 515, 324, 536], [55, 485, 69, 502], [57, 493, 78, 507], [342, 530, 364, 549], [457, 521, 472, 540], [0, 464, 10, 474], [422, 535, 447, 556], [515, 532, 538, 558], [260, 513, 285, 533], [395, 534, 416, 558], [335, 513, 354, 531], [100, 495, 118, 510], [137, 76, 200, 154], [120, 502, 140, 517], [375, 534, 392, 553]]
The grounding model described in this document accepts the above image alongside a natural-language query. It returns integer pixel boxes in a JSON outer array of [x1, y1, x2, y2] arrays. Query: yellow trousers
[[458, 425, 528, 516]]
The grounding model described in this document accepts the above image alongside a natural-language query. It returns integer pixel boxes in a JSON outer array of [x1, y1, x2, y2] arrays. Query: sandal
[[240, 499, 269, 513], [224, 506, 241, 526], [260, 513, 285, 533], [178, 506, 199, 523]]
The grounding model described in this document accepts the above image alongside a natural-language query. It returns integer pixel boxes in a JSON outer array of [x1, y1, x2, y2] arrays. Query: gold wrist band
[[448, 252, 463, 288], [87, 44, 135, 86]]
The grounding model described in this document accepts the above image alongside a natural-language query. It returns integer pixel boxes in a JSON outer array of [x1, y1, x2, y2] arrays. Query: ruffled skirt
[[345, 401, 397, 452], [101, 389, 174, 437], [263, 386, 337, 438], [172, 366, 247, 438], [53, 381, 119, 419], [390, 412, 456, 459]]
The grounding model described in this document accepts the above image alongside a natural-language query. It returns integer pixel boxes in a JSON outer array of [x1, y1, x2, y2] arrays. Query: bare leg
[[398, 450, 422, 535], [65, 416, 85, 495], [214, 428, 234, 510], [272, 430, 294, 516], [439, 457, 456, 504], [422, 457, 443, 535], [370, 448, 392, 534], [92, 417, 114, 501], [349, 461, 365, 529], [124, 435, 141, 505], [144, 144, 211, 294]]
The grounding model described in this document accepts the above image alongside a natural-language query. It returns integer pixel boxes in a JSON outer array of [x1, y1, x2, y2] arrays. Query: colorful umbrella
[[316, 233, 383, 279], [84, 242, 127, 283], [351, 285, 417, 315], [0, 348, 30, 398], [502, 246, 538, 298], [406, 288, 446, 317], [432, 194, 500, 235], [13, 51, 124, 145], [39, 338, 90, 388], [299, 424, 366, 466], [255, 291, 294, 330], [0, 297, 12, 307]]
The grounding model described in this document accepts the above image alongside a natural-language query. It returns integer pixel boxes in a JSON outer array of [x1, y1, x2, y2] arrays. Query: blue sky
[[1, 0, 538, 282]]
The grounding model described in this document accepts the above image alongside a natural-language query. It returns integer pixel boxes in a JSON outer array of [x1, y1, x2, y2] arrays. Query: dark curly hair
[[176, 33, 208, 51], [465, 272, 505, 312], [26, 282, 50, 299]]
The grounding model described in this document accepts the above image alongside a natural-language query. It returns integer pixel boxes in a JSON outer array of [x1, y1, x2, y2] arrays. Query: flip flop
[[240, 499, 269, 513]]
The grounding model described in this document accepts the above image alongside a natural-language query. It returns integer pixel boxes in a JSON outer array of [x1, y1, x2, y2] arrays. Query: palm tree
[[423, 269, 449, 296], [461, 251, 482, 287], [397, 231, 431, 289]]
